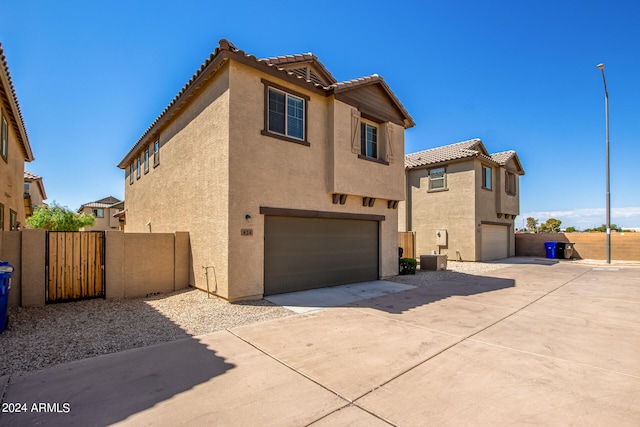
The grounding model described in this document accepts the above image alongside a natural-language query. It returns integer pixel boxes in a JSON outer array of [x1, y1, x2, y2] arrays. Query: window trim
[[505, 171, 517, 196], [9, 209, 17, 231], [1, 113, 8, 162], [482, 165, 492, 190], [153, 139, 160, 167], [261, 79, 310, 146], [428, 167, 447, 191], [360, 120, 378, 160]]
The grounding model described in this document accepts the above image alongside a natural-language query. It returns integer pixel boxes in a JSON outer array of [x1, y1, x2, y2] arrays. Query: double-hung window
[[482, 165, 492, 190], [360, 122, 378, 159], [144, 148, 149, 173], [429, 167, 446, 190], [136, 156, 141, 180], [153, 139, 160, 167], [129, 164, 134, 185], [1, 114, 8, 162], [262, 80, 309, 145]]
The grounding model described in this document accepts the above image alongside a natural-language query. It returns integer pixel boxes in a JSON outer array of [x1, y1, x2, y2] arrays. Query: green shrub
[[399, 257, 417, 275]]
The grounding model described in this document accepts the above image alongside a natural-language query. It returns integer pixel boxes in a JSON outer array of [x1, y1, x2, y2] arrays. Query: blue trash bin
[[0, 261, 14, 333], [544, 242, 557, 259]]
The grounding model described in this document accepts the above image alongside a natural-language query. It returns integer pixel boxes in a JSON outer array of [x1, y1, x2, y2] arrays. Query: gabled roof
[[24, 170, 47, 200], [0, 43, 34, 162], [405, 139, 525, 175], [118, 39, 414, 168], [78, 196, 122, 211], [260, 53, 337, 86]]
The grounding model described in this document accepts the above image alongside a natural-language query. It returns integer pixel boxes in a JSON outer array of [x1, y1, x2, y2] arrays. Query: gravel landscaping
[[0, 259, 517, 377]]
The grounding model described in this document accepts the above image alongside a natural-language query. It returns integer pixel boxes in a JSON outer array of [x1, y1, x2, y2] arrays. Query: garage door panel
[[481, 224, 508, 261], [265, 216, 379, 295]]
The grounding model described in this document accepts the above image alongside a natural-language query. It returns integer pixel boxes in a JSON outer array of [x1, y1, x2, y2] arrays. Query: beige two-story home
[[78, 196, 123, 231], [24, 171, 47, 218], [118, 39, 414, 301], [1, 43, 34, 231], [400, 139, 524, 261]]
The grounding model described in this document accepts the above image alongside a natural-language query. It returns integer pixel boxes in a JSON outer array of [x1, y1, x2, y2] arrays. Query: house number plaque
[[241, 229, 253, 236]]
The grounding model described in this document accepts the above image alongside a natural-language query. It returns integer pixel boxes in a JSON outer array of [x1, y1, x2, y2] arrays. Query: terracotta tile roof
[[24, 170, 41, 180], [119, 39, 414, 168], [0, 43, 34, 161], [405, 139, 485, 168], [78, 196, 122, 211], [491, 150, 525, 174], [260, 53, 337, 84]]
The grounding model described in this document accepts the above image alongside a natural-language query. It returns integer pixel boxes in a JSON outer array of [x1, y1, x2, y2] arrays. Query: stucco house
[[118, 39, 414, 301], [1, 43, 34, 231], [78, 196, 123, 231], [400, 139, 524, 261], [24, 171, 47, 218]]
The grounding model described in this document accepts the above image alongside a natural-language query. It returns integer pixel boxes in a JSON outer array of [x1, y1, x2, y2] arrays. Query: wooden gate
[[46, 231, 105, 303], [398, 231, 416, 259]]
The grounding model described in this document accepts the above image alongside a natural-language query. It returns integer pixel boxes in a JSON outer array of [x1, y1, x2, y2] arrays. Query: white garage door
[[481, 224, 509, 261]]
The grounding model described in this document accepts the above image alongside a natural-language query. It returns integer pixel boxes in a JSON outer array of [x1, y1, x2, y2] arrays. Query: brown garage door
[[264, 216, 379, 295]]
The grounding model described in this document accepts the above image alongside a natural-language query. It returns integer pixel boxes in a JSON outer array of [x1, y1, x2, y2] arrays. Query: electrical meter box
[[436, 229, 448, 246]]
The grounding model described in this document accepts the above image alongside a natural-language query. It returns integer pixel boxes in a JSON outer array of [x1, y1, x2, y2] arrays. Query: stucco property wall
[[516, 232, 640, 261], [2, 230, 189, 307]]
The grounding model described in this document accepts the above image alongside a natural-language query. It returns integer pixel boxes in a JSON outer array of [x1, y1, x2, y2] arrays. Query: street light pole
[[597, 63, 611, 264]]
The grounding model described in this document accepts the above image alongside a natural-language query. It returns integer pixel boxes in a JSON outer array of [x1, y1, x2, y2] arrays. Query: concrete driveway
[[1, 259, 639, 426]]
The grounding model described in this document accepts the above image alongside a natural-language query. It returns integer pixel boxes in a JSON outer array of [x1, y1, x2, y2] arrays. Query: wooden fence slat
[[48, 233, 57, 302], [72, 233, 81, 299], [56, 233, 65, 302]]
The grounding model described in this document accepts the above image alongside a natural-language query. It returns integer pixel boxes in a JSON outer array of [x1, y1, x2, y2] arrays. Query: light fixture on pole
[[597, 63, 611, 264]]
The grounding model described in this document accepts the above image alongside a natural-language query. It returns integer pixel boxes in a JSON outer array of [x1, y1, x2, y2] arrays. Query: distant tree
[[540, 218, 562, 233], [589, 224, 627, 233], [526, 217, 539, 233], [565, 226, 577, 233], [26, 203, 95, 231]]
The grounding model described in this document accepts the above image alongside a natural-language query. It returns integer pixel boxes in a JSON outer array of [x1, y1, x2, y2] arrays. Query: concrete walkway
[[1, 260, 639, 426]]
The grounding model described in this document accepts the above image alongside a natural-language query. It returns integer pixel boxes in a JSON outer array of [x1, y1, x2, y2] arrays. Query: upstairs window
[[136, 156, 141, 179], [482, 165, 492, 190], [92, 208, 104, 218], [129, 164, 134, 185], [1, 114, 7, 162], [506, 171, 517, 195], [153, 139, 160, 167], [144, 148, 149, 173], [429, 167, 446, 190], [262, 79, 309, 145], [360, 122, 378, 159]]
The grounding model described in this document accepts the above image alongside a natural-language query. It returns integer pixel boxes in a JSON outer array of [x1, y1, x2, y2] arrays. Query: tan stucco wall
[[0, 109, 27, 230], [20, 229, 45, 307], [403, 159, 518, 261], [516, 232, 640, 261], [80, 207, 120, 231], [0, 231, 22, 307], [124, 64, 231, 297], [404, 161, 477, 260], [225, 62, 403, 300]]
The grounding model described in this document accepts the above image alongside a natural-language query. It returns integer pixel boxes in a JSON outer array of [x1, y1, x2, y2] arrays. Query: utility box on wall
[[436, 229, 448, 246]]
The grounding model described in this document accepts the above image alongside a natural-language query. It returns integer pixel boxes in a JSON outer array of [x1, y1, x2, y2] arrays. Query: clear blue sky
[[2, 0, 639, 230]]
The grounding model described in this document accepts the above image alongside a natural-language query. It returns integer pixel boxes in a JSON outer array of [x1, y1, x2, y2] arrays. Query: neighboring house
[[24, 170, 47, 217], [78, 196, 123, 231], [400, 138, 524, 261], [0, 43, 34, 230], [118, 39, 414, 301]]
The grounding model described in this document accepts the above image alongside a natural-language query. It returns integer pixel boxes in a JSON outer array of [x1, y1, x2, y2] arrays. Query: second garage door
[[481, 224, 509, 261], [264, 216, 379, 295]]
